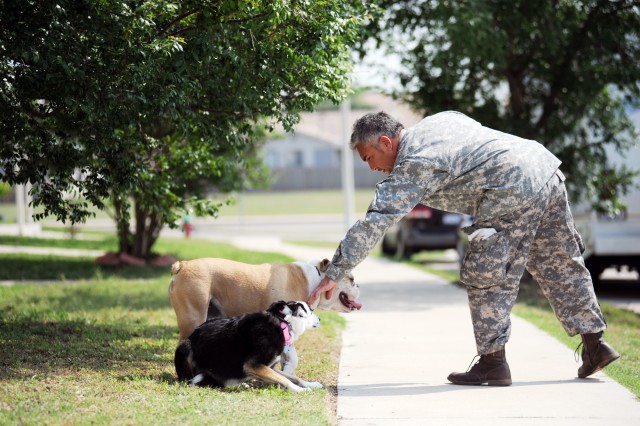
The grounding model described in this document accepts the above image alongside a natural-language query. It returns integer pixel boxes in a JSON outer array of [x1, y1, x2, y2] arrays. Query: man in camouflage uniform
[[308, 111, 620, 385]]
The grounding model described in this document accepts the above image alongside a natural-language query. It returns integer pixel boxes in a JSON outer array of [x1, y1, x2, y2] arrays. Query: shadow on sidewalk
[[340, 378, 608, 397]]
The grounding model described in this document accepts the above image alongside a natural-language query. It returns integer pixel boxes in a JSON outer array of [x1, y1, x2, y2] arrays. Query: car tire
[[381, 235, 394, 256]]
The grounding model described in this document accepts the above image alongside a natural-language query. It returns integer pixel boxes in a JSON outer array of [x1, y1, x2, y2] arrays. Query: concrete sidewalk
[[229, 237, 640, 426]]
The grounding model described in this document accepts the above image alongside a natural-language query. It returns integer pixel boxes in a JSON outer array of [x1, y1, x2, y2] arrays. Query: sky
[[352, 41, 403, 93]]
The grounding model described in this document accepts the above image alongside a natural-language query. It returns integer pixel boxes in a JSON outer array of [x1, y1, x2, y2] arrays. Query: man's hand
[[308, 276, 337, 307]]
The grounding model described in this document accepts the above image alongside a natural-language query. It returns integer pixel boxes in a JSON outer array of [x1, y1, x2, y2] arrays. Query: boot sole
[[448, 378, 512, 386], [578, 353, 621, 378]]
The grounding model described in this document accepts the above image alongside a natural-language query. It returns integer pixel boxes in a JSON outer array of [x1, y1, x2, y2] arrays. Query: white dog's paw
[[303, 381, 323, 389], [189, 373, 205, 387], [288, 384, 309, 393]]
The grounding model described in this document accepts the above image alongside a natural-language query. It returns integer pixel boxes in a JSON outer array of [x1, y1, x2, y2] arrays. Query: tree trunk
[[505, 67, 526, 118], [131, 197, 164, 259], [113, 195, 132, 254], [113, 194, 164, 260]]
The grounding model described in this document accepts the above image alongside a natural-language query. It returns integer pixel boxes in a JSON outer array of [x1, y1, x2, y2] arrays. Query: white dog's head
[[314, 259, 361, 313], [295, 259, 362, 313], [269, 301, 319, 343]]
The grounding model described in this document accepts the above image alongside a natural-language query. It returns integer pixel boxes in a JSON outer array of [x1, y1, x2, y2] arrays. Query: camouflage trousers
[[460, 170, 606, 355]]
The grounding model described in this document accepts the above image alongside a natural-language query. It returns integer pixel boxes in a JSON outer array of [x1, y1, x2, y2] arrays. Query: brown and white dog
[[169, 257, 361, 339]]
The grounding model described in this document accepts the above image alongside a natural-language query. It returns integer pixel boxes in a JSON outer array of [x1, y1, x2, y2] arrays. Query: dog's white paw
[[189, 373, 205, 387], [303, 381, 323, 389], [288, 384, 309, 393]]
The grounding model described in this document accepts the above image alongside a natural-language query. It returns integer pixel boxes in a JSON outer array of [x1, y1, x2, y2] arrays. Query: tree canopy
[[365, 0, 640, 213], [0, 0, 370, 257]]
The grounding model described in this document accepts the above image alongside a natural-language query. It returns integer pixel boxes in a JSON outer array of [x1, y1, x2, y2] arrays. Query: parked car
[[381, 204, 465, 259]]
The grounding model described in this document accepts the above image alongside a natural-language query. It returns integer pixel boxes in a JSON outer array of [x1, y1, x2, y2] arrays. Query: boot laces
[[466, 355, 481, 372], [575, 340, 597, 365], [574, 342, 584, 363]]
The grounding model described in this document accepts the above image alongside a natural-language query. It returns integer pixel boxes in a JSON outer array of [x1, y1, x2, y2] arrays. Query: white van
[[572, 113, 640, 285]]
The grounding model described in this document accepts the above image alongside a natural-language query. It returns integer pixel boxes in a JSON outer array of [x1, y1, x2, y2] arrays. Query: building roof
[[273, 92, 424, 148]]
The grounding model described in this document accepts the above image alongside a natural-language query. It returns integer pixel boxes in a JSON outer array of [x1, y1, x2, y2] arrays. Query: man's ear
[[379, 135, 393, 151]]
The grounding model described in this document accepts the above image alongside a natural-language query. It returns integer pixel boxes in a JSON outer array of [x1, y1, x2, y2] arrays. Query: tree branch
[[535, 0, 637, 131], [157, 1, 269, 37], [157, 6, 204, 37]]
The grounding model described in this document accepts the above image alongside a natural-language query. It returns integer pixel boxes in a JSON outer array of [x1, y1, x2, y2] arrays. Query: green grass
[[0, 202, 16, 223], [0, 236, 344, 425], [0, 234, 118, 251]]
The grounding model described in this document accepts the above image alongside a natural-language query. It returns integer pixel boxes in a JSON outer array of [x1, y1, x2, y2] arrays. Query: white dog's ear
[[300, 301, 311, 313], [318, 259, 330, 272]]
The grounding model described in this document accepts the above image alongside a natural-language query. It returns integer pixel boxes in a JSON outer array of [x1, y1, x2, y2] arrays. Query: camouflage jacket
[[325, 111, 561, 282]]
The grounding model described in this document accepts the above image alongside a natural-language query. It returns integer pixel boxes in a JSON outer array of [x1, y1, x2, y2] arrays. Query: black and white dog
[[174, 300, 322, 392]]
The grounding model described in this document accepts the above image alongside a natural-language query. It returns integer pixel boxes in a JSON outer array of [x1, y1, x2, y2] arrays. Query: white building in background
[[263, 92, 423, 190]]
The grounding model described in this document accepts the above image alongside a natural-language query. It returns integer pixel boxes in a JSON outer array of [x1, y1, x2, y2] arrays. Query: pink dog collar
[[281, 321, 292, 346]]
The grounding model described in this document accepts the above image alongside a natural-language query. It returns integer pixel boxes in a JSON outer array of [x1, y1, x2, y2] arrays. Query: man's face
[[356, 136, 398, 174]]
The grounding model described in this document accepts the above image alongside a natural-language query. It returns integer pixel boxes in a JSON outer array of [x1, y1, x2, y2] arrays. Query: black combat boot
[[577, 331, 620, 378], [447, 348, 512, 386]]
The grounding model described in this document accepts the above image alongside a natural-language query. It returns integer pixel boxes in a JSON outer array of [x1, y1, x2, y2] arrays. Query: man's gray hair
[[350, 111, 404, 149]]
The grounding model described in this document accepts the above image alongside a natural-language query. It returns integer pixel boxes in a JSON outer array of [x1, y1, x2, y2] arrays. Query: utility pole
[[341, 98, 355, 231], [15, 184, 26, 236], [14, 183, 37, 236]]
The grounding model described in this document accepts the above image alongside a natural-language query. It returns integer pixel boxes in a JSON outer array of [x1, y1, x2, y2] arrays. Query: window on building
[[291, 150, 304, 167]]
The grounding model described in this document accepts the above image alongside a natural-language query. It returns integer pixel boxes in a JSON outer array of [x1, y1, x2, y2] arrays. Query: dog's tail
[[170, 261, 183, 276], [174, 339, 194, 382]]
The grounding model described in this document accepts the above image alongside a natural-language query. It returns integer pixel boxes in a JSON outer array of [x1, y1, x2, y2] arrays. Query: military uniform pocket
[[460, 231, 512, 288]]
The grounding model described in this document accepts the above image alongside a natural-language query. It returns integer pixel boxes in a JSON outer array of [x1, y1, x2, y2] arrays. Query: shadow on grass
[[0, 317, 177, 381], [0, 275, 182, 383], [0, 255, 170, 281]]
